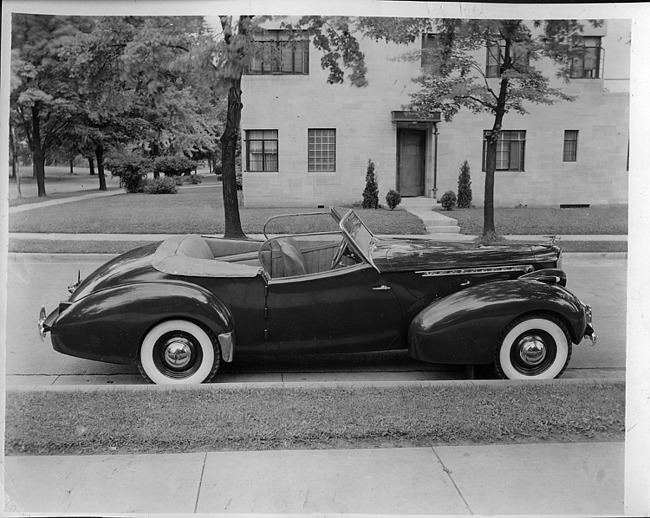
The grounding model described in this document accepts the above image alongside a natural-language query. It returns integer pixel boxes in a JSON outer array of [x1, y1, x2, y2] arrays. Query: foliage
[[142, 177, 179, 194], [457, 161, 473, 209], [362, 159, 380, 209], [440, 190, 457, 211], [153, 156, 198, 177], [182, 174, 204, 185], [406, 19, 591, 239], [105, 153, 153, 193], [385, 189, 402, 210]]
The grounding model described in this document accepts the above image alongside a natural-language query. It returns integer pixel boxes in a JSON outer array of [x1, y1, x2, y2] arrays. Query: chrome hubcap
[[163, 338, 193, 369], [518, 335, 546, 366]]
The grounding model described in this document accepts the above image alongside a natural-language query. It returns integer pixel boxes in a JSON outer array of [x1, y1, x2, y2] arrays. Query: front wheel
[[138, 320, 221, 384], [495, 315, 572, 380]]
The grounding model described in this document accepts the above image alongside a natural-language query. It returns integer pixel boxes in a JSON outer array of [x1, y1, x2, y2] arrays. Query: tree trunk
[[69, 159, 74, 174], [9, 126, 17, 179], [220, 77, 246, 239], [482, 75, 509, 241], [89, 157, 95, 175], [32, 105, 47, 197], [151, 141, 160, 178], [95, 144, 107, 191]]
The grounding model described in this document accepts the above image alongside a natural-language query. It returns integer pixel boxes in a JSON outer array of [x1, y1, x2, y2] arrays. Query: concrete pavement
[[3, 441, 624, 515]]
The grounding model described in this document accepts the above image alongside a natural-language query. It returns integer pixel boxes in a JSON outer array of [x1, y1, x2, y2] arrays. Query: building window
[[246, 130, 278, 172], [245, 30, 309, 75], [482, 130, 526, 172], [421, 33, 443, 73], [308, 129, 336, 172], [563, 130, 578, 162], [485, 39, 529, 78], [570, 36, 602, 78]]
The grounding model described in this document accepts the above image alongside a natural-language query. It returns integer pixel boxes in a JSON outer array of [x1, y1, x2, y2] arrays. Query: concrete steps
[[400, 197, 462, 234]]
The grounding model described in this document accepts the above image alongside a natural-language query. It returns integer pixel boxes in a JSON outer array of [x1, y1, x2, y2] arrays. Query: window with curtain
[[482, 130, 526, 172], [246, 130, 278, 172], [245, 30, 309, 75], [570, 37, 602, 78], [563, 130, 578, 162]]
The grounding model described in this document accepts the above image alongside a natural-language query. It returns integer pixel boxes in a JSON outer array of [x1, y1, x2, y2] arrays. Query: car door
[[264, 263, 403, 354]]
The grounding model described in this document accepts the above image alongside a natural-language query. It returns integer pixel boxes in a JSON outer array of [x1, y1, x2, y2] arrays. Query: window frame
[[482, 130, 526, 172], [245, 129, 279, 172], [245, 29, 310, 76], [569, 36, 602, 79], [308, 129, 337, 173], [485, 38, 530, 78], [563, 130, 579, 162]]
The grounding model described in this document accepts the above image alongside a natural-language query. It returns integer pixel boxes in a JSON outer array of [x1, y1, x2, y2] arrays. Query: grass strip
[[446, 206, 628, 235], [8, 189, 427, 235], [6, 381, 624, 456]]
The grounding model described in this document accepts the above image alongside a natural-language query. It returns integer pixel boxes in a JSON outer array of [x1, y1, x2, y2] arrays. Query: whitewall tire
[[138, 320, 220, 384], [495, 315, 572, 380]]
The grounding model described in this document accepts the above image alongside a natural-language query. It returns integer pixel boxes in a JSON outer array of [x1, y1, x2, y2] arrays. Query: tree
[[11, 15, 93, 197], [362, 159, 379, 209], [407, 19, 592, 240], [210, 16, 425, 237], [457, 160, 473, 209]]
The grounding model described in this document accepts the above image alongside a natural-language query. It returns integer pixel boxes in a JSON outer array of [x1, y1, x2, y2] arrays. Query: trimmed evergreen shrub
[[105, 153, 153, 193], [457, 160, 473, 209], [362, 159, 379, 209], [441, 190, 457, 211], [153, 155, 197, 177], [385, 190, 402, 210], [142, 177, 178, 194]]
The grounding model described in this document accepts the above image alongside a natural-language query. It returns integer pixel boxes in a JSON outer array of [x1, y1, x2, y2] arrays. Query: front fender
[[51, 281, 233, 365], [408, 278, 586, 365]]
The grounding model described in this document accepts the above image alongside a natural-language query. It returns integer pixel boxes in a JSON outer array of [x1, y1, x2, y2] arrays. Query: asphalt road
[[5, 253, 627, 385]]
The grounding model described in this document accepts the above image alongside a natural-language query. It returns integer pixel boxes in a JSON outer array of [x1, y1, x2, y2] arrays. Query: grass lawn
[[5, 381, 624, 456], [8, 187, 427, 235], [446, 205, 628, 235]]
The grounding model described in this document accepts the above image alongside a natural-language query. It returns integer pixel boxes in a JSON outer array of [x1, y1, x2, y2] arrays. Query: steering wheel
[[331, 239, 348, 269]]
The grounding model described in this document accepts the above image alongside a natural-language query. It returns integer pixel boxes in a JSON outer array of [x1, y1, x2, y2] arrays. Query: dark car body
[[39, 209, 596, 384]]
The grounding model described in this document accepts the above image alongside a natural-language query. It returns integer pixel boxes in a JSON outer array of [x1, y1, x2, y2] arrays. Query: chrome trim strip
[[416, 265, 534, 277]]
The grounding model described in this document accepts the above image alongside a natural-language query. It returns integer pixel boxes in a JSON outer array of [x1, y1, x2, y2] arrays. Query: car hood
[[370, 237, 559, 272]]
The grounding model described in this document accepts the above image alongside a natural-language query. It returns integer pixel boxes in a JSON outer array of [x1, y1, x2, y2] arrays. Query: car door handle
[[373, 285, 391, 291], [460, 280, 471, 287]]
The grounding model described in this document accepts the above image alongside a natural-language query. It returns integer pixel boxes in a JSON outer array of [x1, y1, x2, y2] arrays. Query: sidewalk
[[3, 441, 624, 515]]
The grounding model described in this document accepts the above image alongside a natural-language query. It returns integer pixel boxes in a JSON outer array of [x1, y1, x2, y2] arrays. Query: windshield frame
[[338, 209, 378, 270]]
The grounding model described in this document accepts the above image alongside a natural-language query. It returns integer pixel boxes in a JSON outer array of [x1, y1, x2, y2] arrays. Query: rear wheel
[[138, 320, 221, 384], [495, 315, 572, 380]]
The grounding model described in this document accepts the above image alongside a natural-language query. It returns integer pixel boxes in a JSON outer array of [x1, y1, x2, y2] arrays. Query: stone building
[[240, 19, 630, 207]]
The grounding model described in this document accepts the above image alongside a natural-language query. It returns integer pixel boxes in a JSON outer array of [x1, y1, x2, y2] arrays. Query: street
[[5, 252, 627, 385]]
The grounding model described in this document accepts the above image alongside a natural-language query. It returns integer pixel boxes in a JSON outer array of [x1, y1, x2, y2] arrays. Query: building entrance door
[[397, 129, 426, 196]]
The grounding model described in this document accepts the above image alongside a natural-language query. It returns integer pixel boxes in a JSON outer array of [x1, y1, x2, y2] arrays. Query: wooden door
[[398, 129, 426, 196]]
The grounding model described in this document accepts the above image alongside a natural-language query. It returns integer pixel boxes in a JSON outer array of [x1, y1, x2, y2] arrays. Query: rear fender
[[408, 277, 586, 365], [51, 281, 234, 365]]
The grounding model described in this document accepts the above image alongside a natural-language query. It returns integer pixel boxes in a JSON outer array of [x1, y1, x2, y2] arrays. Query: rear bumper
[[37, 306, 59, 341]]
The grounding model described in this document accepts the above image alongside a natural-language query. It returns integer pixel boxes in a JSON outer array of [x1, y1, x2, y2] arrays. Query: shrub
[[236, 172, 243, 190], [457, 160, 473, 209], [105, 153, 153, 193], [441, 190, 457, 211], [362, 159, 379, 209], [385, 190, 402, 210], [142, 177, 178, 194], [184, 174, 203, 185], [153, 155, 197, 177]]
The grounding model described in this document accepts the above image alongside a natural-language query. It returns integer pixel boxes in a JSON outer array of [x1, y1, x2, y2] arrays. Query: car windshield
[[339, 210, 375, 260]]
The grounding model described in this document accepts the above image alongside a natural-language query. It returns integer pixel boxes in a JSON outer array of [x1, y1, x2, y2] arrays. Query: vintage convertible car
[[38, 208, 596, 384]]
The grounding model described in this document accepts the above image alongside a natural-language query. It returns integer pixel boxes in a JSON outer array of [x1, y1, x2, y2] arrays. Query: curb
[[6, 377, 625, 393]]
